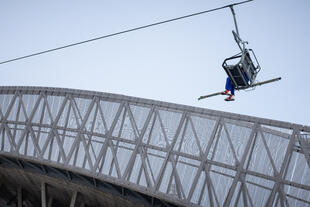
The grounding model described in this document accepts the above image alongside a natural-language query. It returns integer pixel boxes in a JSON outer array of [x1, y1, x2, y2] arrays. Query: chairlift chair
[[198, 3, 281, 101], [222, 48, 261, 90], [222, 6, 261, 90]]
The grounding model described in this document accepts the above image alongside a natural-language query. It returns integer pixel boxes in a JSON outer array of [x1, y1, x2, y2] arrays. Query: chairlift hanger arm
[[229, 4, 251, 52], [230, 6, 240, 37]]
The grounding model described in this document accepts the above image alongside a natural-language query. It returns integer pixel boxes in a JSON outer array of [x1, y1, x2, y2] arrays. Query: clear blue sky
[[1, 0, 309, 126]]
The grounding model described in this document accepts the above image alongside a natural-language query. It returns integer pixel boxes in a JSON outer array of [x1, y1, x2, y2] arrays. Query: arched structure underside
[[0, 157, 173, 207], [0, 86, 309, 207]]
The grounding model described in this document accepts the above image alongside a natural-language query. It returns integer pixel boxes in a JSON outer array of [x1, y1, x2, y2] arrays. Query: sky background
[[0, 0, 309, 126]]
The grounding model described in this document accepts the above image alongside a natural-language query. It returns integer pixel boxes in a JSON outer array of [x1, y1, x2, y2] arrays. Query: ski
[[198, 92, 229, 100], [250, 77, 281, 87], [198, 77, 281, 101]]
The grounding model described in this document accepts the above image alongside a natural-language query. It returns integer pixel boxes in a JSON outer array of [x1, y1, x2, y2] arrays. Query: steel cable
[[0, 0, 253, 65]]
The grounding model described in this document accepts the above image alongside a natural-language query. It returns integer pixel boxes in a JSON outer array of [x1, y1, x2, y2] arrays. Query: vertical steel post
[[47, 197, 53, 207], [41, 182, 47, 207], [70, 191, 78, 207], [17, 186, 22, 207]]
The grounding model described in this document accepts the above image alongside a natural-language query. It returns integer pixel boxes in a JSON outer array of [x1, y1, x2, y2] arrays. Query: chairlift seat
[[222, 49, 260, 90]]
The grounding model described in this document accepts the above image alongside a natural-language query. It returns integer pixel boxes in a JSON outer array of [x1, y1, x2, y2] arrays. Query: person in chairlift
[[222, 77, 235, 101]]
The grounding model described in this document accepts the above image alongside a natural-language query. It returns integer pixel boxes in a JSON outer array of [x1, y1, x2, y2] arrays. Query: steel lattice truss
[[0, 86, 309, 207]]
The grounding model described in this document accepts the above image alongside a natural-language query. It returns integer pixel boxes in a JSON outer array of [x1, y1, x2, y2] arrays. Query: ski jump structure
[[0, 86, 309, 207]]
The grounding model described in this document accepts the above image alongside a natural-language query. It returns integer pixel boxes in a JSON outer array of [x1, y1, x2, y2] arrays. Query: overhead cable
[[0, 0, 253, 65]]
